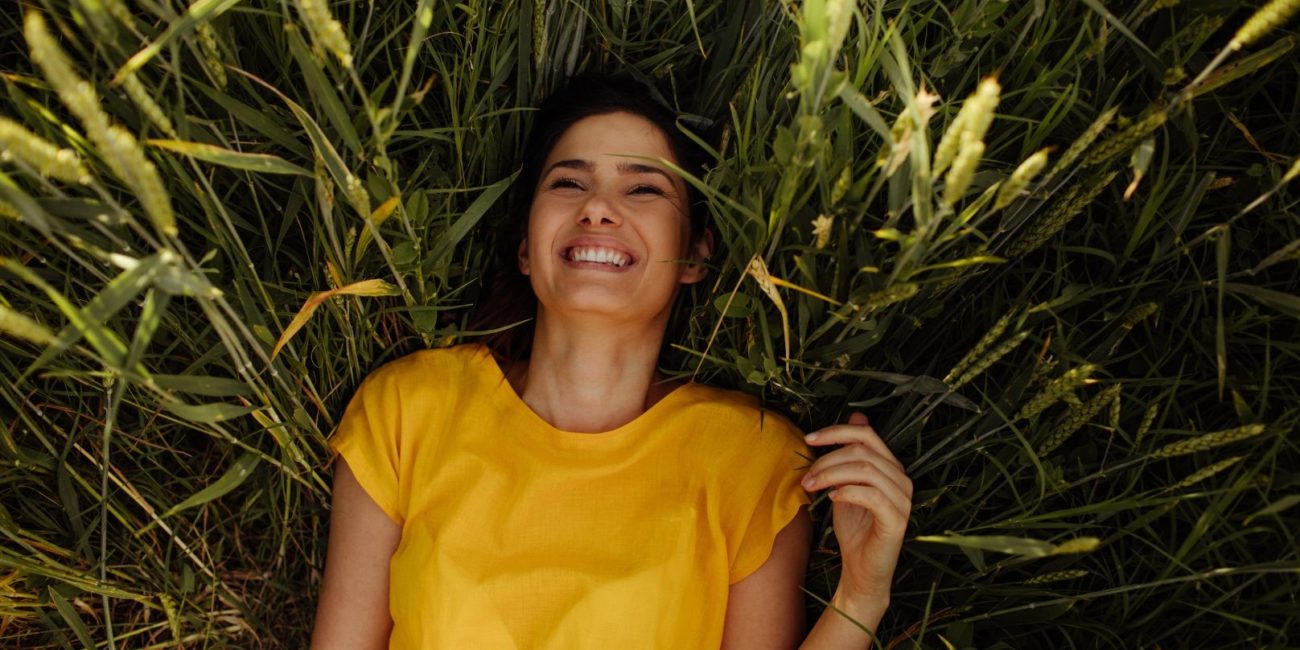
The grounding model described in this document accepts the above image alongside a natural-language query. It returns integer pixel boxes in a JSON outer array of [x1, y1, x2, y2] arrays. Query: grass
[[1, 0, 1298, 646]]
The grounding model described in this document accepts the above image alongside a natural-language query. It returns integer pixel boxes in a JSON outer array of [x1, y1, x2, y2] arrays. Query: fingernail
[[802, 473, 816, 487], [804, 433, 819, 442]]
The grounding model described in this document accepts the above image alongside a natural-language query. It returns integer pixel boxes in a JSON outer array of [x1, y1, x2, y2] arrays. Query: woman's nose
[[577, 194, 621, 227]]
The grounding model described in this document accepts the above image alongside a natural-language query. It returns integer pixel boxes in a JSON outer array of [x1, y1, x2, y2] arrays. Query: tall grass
[[1, 0, 1297, 646]]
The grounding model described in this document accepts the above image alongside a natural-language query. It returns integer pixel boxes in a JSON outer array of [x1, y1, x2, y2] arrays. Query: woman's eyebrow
[[616, 161, 673, 184], [542, 159, 674, 185], [542, 159, 593, 177]]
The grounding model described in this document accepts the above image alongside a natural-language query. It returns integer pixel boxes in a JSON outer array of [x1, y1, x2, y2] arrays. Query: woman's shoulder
[[675, 381, 805, 439], [669, 383, 810, 488], [359, 342, 489, 388]]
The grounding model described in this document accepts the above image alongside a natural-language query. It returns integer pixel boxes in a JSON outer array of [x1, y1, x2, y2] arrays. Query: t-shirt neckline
[[470, 342, 695, 440]]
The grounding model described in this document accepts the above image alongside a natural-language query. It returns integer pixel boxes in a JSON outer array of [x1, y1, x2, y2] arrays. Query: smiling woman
[[470, 76, 717, 366], [310, 76, 910, 649], [519, 111, 712, 355]]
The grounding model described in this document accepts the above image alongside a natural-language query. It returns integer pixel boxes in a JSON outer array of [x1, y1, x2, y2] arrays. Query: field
[[1, 0, 1298, 646]]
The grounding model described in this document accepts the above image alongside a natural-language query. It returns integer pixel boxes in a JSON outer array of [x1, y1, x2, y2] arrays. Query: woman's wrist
[[802, 586, 889, 649], [829, 586, 888, 631]]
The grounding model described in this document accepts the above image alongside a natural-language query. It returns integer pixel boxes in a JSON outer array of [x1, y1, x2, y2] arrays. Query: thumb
[[848, 411, 869, 426]]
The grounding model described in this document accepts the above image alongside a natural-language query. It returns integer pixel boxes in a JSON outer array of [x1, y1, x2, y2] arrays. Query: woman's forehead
[[544, 112, 678, 167]]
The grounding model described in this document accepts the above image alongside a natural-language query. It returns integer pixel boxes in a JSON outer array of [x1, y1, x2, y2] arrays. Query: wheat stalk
[[933, 77, 1000, 176], [941, 133, 985, 209], [0, 117, 89, 183], [831, 166, 851, 206], [25, 12, 112, 142], [947, 330, 1030, 390], [1083, 108, 1169, 167], [1050, 537, 1101, 555], [1109, 388, 1122, 430], [297, 0, 355, 67], [1025, 569, 1089, 584], [1015, 363, 1099, 421], [1135, 403, 1159, 445], [1172, 455, 1246, 490], [0, 303, 57, 346], [746, 255, 792, 367], [863, 282, 919, 310], [313, 154, 335, 210], [1152, 424, 1267, 458], [1037, 384, 1122, 456], [994, 148, 1051, 210], [1039, 107, 1117, 188], [944, 309, 1018, 384], [197, 22, 228, 88], [1120, 302, 1159, 329], [344, 172, 370, 219], [811, 214, 834, 249], [101, 125, 177, 237], [121, 73, 177, 137], [1004, 171, 1118, 257], [1230, 0, 1300, 51], [25, 11, 176, 236], [533, 0, 548, 68]]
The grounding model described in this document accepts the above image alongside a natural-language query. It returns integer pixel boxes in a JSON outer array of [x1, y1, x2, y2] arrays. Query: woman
[[311, 77, 912, 649]]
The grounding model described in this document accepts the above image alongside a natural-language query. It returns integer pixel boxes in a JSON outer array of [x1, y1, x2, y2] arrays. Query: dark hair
[[467, 75, 714, 363]]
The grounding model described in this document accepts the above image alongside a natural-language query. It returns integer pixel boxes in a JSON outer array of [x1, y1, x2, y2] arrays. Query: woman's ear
[[517, 236, 530, 275], [681, 228, 715, 285]]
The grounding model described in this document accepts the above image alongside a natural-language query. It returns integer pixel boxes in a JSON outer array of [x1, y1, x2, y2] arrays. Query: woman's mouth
[[561, 246, 634, 269]]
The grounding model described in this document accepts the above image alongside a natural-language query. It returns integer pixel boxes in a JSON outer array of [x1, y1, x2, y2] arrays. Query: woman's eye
[[629, 184, 665, 196], [548, 178, 583, 190]]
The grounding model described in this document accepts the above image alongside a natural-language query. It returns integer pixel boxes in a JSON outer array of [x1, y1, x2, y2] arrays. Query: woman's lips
[[559, 244, 637, 272], [559, 237, 637, 263]]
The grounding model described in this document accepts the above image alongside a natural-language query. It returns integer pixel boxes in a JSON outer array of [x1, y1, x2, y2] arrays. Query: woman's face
[[518, 111, 711, 325]]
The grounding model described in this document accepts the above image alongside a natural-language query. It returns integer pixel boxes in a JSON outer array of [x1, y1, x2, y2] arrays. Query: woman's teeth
[[567, 246, 630, 267]]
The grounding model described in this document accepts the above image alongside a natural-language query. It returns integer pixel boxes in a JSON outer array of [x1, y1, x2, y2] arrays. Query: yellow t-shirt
[[329, 342, 812, 649]]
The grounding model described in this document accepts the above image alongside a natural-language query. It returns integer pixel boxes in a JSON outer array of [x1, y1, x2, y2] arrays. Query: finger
[[848, 411, 869, 426], [829, 485, 910, 536], [805, 424, 903, 470], [805, 463, 913, 517], [807, 461, 912, 514], [803, 439, 871, 475], [811, 455, 913, 503], [804, 446, 913, 498]]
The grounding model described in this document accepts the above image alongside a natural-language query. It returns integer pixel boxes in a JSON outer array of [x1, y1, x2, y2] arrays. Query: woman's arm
[[310, 458, 401, 649], [721, 508, 812, 648], [721, 510, 885, 650], [724, 412, 910, 650]]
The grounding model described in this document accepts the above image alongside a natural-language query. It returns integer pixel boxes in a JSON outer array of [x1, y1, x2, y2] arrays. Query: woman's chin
[[540, 291, 669, 322]]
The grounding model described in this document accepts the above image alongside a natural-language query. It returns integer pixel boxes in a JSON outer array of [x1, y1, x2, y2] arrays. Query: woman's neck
[[506, 309, 681, 433]]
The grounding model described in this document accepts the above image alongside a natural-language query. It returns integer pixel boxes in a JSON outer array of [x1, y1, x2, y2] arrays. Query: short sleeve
[[728, 411, 813, 584], [328, 364, 404, 525]]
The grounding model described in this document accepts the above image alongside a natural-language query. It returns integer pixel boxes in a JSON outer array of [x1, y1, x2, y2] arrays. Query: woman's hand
[[801, 412, 912, 610]]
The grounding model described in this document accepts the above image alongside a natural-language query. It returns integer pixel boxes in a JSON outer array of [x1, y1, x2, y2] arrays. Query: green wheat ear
[[297, 0, 355, 67], [1036, 384, 1122, 457], [1172, 455, 1247, 490], [1015, 364, 1100, 421], [121, 73, 176, 137], [933, 77, 1001, 176], [25, 10, 176, 237], [0, 118, 89, 183], [994, 149, 1050, 211], [1152, 425, 1268, 458], [1230, 0, 1300, 51]]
